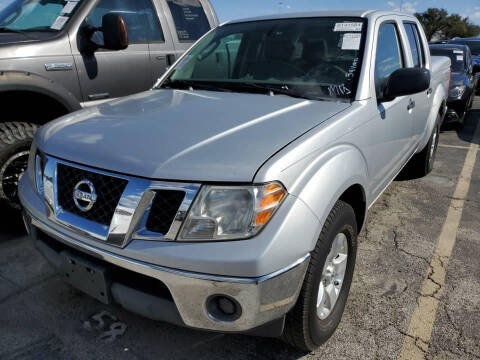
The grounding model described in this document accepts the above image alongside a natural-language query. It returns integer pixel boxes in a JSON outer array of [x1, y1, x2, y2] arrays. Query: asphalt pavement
[[1, 100, 479, 360]]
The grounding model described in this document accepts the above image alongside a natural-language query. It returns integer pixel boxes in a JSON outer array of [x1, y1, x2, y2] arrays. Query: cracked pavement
[[1, 101, 479, 359]]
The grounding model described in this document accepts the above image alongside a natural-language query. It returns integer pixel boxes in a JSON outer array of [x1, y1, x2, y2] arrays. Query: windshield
[[430, 48, 465, 72], [159, 17, 367, 101], [0, 0, 82, 32]]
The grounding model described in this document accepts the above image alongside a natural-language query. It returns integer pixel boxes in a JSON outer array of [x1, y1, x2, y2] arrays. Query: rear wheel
[[282, 200, 357, 351], [0, 122, 37, 208], [408, 114, 440, 177]]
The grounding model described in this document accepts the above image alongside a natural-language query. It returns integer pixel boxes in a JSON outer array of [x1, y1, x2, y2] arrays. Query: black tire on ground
[[0, 122, 38, 207], [282, 200, 358, 351], [408, 114, 441, 177]]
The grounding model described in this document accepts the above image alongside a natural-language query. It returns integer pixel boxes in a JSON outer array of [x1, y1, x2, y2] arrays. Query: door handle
[[166, 54, 176, 67], [427, 88, 433, 96], [407, 99, 416, 111]]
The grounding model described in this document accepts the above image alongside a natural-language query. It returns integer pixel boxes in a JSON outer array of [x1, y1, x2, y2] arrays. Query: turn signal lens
[[254, 209, 274, 226]]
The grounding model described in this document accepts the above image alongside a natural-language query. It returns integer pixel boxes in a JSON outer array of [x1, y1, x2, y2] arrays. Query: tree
[[415, 8, 449, 41], [415, 8, 480, 41]]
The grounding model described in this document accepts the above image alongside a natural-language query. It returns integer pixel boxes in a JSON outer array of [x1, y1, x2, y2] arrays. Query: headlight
[[27, 141, 45, 196], [178, 182, 287, 241], [449, 85, 466, 99]]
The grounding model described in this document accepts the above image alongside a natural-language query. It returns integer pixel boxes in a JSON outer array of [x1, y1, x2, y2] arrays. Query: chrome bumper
[[24, 210, 310, 332]]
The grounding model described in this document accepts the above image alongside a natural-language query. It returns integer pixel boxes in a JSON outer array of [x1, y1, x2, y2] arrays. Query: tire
[[408, 114, 440, 177], [283, 200, 358, 351], [0, 122, 38, 208]]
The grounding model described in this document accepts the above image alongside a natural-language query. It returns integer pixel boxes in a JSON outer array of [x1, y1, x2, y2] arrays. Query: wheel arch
[[0, 71, 81, 125], [286, 144, 369, 247]]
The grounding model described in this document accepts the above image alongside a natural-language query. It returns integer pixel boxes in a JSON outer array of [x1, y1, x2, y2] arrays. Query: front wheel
[[282, 200, 358, 351], [0, 122, 37, 208]]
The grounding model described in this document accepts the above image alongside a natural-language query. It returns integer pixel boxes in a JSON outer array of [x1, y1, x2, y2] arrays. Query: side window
[[404, 23, 421, 67], [167, 0, 210, 42], [85, 0, 164, 44], [412, 24, 425, 67], [375, 23, 404, 99]]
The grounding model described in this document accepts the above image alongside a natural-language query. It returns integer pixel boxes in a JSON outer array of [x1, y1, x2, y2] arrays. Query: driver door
[[72, 0, 158, 103]]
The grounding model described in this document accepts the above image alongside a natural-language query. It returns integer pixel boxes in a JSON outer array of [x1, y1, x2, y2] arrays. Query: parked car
[[449, 37, 480, 93], [0, 0, 218, 208], [20, 11, 450, 351], [430, 44, 479, 125]]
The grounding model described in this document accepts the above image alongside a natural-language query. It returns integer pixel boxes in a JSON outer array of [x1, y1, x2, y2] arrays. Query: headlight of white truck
[[448, 85, 466, 99], [178, 182, 287, 241]]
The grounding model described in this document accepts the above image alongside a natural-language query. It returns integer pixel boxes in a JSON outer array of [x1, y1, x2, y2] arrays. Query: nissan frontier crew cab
[[0, 0, 217, 208], [20, 11, 450, 351]]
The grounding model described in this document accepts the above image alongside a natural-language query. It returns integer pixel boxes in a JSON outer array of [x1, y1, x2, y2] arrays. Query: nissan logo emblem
[[73, 179, 97, 212]]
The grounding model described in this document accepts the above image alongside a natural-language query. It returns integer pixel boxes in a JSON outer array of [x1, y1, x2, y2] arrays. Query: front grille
[[145, 190, 185, 234], [57, 164, 128, 226]]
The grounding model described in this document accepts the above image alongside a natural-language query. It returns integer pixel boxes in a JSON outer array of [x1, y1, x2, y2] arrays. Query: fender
[[417, 80, 447, 153], [259, 144, 369, 252], [0, 71, 81, 113], [292, 145, 368, 243]]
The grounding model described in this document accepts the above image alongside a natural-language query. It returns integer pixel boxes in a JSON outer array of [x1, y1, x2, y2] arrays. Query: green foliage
[[415, 8, 480, 41]]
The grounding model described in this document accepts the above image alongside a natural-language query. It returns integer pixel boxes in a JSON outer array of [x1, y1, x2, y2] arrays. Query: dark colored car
[[430, 44, 480, 125], [449, 38, 480, 92]]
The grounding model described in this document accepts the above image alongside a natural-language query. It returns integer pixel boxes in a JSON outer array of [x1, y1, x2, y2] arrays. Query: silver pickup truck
[[19, 11, 450, 351]]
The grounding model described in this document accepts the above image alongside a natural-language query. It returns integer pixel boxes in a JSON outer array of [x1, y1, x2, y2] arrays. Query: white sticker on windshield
[[341, 33, 361, 50], [61, 2, 77, 14], [334, 22, 363, 32], [453, 50, 463, 54], [50, 16, 69, 30], [457, 55, 464, 61]]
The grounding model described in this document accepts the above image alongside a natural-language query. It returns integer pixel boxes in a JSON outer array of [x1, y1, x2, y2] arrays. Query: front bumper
[[22, 206, 309, 334], [445, 97, 469, 124]]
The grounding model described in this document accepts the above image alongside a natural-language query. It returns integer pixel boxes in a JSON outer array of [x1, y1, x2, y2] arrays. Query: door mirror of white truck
[[381, 68, 431, 102], [101, 13, 129, 51]]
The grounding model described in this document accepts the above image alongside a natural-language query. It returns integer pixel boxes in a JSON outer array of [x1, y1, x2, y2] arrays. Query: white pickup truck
[[20, 11, 450, 351]]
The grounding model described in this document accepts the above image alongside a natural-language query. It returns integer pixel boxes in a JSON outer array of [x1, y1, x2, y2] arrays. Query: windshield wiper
[[161, 79, 233, 93], [0, 27, 42, 40], [0, 27, 26, 34], [232, 82, 323, 101]]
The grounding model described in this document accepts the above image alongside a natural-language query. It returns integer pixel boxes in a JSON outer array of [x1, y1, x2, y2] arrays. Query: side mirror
[[101, 13, 128, 50], [381, 68, 431, 102], [473, 63, 480, 74]]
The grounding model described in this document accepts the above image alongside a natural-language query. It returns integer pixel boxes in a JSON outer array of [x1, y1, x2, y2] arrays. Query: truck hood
[[37, 89, 350, 182]]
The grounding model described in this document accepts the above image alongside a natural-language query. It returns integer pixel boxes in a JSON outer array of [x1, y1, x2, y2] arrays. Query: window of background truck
[[167, 0, 210, 42], [458, 41, 480, 56], [375, 23, 404, 99], [85, 0, 164, 44], [404, 23, 422, 68], [429, 49, 465, 72], [0, 0, 82, 31], [161, 17, 368, 100]]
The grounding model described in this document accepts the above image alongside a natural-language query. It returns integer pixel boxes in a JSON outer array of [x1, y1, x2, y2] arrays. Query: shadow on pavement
[[0, 202, 25, 239], [455, 109, 480, 145]]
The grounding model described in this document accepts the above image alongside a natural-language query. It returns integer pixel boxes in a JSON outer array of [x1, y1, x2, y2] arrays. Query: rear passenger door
[[162, 0, 216, 56], [369, 21, 414, 197], [403, 22, 430, 143]]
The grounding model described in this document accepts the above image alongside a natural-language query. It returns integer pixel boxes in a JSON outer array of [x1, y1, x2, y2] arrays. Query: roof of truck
[[227, 10, 416, 24]]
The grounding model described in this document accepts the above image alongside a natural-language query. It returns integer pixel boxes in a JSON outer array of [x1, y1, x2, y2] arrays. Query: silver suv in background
[[20, 11, 450, 351], [0, 0, 218, 207]]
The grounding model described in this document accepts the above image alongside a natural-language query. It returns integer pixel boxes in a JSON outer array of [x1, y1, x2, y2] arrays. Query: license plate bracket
[[60, 251, 111, 304]]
